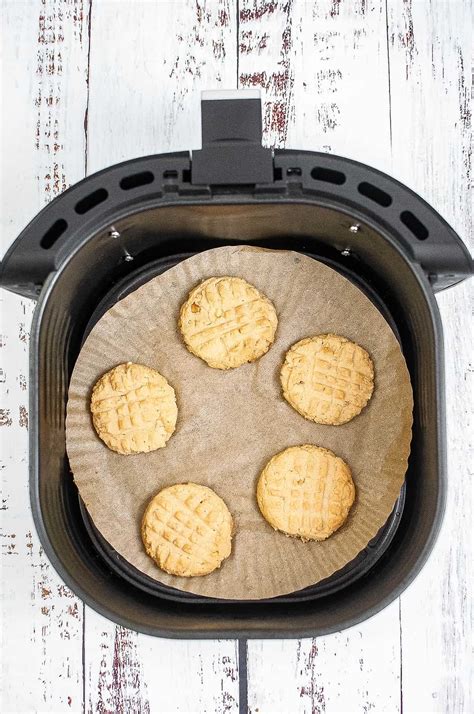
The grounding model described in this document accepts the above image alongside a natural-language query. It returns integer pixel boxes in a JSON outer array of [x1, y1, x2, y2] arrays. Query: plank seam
[[236, 0, 240, 88], [82, 603, 86, 714], [84, 0, 93, 176], [385, 0, 393, 154], [399, 597, 403, 713]]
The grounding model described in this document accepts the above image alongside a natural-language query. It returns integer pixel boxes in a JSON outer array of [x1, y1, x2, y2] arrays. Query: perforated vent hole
[[311, 167, 346, 185], [120, 171, 154, 190], [358, 181, 392, 207], [75, 188, 108, 215], [40, 218, 68, 249], [400, 210, 429, 240]]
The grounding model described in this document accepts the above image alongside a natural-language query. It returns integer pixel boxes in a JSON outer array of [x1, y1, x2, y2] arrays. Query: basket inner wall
[[31, 201, 442, 633]]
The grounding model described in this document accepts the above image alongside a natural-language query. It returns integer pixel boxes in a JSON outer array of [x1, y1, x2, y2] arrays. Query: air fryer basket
[[1, 94, 472, 638]]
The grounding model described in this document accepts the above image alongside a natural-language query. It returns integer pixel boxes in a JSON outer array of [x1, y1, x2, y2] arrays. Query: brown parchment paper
[[66, 246, 413, 600]]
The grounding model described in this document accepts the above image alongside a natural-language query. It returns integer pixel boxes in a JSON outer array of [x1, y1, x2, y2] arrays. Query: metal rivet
[[349, 224, 360, 233], [109, 228, 120, 239], [341, 248, 351, 257]]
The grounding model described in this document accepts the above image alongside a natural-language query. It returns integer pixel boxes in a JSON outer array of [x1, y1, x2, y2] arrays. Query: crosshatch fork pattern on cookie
[[281, 335, 374, 425], [179, 277, 278, 368], [91, 363, 177, 454], [142, 484, 233, 577]]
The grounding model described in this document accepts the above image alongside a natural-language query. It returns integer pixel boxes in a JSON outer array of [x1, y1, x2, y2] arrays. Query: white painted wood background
[[1, 1, 472, 712]]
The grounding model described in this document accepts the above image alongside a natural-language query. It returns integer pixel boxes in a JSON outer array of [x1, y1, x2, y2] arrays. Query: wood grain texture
[[84, 608, 240, 713], [86, 0, 237, 172], [239, 0, 392, 171], [1, 2, 90, 712], [247, 600, 402, 713], [388, 1, 473, 712], [1, 1, 472, 712]]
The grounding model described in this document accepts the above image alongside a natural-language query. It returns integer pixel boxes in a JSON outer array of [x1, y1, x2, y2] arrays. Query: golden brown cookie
[[90, 362, 177, 455], [280, 334, 374, 425], [141, 483, 233, 577], [178, 276, 278, 369], [257, 445, 355, 541]]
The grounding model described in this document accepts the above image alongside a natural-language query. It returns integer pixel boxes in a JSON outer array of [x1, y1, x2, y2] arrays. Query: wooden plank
[[387, 1, 473, 712], [84, 608, 240, 714], [86, 0, 237, 173], [83, 3, 240, 712], [1, 1, 91, 712], [247, 601, 401, 714], [2, 1, 471, 711], [83, 614, 152, 714], [239, 2, 402, 711], [239, 0, 392, 171]]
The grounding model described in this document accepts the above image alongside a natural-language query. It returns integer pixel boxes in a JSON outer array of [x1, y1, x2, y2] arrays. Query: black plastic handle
[[192, 90, 273, 185]]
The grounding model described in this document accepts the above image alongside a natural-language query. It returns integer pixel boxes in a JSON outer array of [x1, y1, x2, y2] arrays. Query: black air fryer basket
[[1, 93, 472, 638]]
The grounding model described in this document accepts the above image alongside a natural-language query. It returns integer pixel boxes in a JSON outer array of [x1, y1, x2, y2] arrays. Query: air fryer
[[1, 92, 471, 638]]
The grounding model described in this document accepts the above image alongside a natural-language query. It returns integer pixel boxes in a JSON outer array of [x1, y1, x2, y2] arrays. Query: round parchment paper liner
[[66, 246, 413, 600]]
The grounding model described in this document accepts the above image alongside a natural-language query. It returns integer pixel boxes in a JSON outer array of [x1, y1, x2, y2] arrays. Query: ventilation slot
[[273, 167, 283, 181], [163, 170, 178, 180], [311, 167, 346, 185], [287, 167, 302, 176], [120, 171, 154, 190], [75, 188, 108, 215], [40, 218, 68, 249], [358, 181, 392, 207], [182, 169, 191, 182], [400, 210, 429, 240]]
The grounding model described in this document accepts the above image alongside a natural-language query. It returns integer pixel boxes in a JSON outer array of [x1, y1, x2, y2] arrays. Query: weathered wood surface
[[389, 2, 473, 713], [1, 1, 471, 712], [1, 3, 88, 712]]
